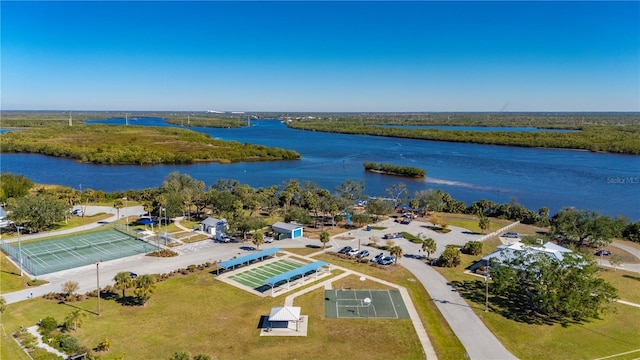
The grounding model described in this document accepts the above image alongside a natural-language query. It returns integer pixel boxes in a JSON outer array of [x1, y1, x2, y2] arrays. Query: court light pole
[[95, 260, 101, 316], [123, 197, 128, 232], [162, 208, 168, 245], [17, 225, 24, 277]]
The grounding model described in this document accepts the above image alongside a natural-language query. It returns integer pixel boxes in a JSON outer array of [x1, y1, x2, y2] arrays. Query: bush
[[462, 241, 483, 255], [146, 249, 179, 257], [39, 316, 58, 335], [438, 245, 461, 267], [53, 334, 80, 354]]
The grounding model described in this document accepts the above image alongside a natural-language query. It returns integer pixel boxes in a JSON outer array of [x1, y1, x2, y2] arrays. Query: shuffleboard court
[[325, 289, 410, 319], [228, 259, 305, 291], [0, 228, 158, 276]]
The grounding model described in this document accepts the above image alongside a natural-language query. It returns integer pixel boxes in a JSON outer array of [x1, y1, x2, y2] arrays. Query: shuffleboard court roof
[[218, 248, 280, 270], [264, 261, 329, 287]]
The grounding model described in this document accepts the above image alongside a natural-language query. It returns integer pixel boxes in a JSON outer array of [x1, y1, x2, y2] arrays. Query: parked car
[[356, 250, 370, 258], [378, 256, 395, 265], [338, 246, 353, 254], [218, 236, 231, 243], [502, 232, 520, 238], [347, 248, 360, 256], [595, 249, 611, 256], [129, 272, 138, 279], [371, 253, 384, 262], [264, 234, 274, 243], [72, 208, 83, 215]]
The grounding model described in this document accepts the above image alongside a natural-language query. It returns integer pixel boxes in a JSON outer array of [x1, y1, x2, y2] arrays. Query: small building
[[272, 222, 303, 240], [0, 207, 11, 228], [268, 306, 302, 331], [199, 217, 228, 240], [470, 241, 573, 272]]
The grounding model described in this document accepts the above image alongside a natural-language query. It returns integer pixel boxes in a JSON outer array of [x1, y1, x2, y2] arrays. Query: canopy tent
[[264, 261, 329, 296], [217, 248, 280, 274]]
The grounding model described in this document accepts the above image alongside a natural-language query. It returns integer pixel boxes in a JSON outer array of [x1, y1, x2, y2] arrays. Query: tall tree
[[421, 238, 437, 259], [389, 245, 403, 264], [134, 274, 157, 305], [11, 194, 68, 232], [336, 179, 364, 203], [113, 271, 134, 297], [385, 182, 408, 207], [319, 231, 330, 249], [478, 215, 491, 234], [252, 231, 264, 250], [551, 208, 616, 248], [490, 251, 617, 322]]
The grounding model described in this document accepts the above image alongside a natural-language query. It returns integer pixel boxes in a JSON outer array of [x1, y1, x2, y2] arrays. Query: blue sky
[[1, 1, 638, 112]]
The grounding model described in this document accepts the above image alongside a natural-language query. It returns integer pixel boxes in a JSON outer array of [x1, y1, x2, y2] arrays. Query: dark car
[[338, 246, 353, 254], [129, 272, 138, 279], [595, 249, 611, 256]]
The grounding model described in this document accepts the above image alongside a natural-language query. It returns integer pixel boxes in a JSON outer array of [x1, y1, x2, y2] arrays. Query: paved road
[[402, 259, 518, 360]]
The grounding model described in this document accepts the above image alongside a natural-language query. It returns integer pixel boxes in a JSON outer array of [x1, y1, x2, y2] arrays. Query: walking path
[[402, 259, 518, 360], [26, 325, 68, 359], [281, 250, 438, 360]]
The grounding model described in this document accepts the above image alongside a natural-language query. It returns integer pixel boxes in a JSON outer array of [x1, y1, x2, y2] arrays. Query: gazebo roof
[[268, 306, 301, 321]]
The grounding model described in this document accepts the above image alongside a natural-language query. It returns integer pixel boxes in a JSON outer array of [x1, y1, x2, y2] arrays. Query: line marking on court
[[387, 290, 399, 319]]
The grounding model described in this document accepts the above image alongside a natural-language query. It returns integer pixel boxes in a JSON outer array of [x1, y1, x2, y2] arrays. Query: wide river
[[1, 118, 639, 220]]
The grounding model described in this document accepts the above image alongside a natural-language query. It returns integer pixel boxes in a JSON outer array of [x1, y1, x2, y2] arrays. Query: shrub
[[462, 241, 483, 255], [39, 316, 58, 335], [187, 264, 197, 272], [54, 334, 80, 354], [95, 338, 111, 352], [438, 245, 461, 267]]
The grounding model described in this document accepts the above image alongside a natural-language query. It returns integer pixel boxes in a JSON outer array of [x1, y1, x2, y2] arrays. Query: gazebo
[[268, 306, 302, 331]]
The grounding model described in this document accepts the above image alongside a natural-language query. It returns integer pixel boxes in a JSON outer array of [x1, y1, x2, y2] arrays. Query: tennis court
[[0, 228, 158, 276], [324, 289, 410, 319], [228, 259, 305, 290]]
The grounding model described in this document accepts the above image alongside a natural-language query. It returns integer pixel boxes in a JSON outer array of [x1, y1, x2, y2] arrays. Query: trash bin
[[366, 225, 371, 231]]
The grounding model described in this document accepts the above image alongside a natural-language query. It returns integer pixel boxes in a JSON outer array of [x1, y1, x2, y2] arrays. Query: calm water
[[378, 125, 579, 132], [2, 119, 639, 220]]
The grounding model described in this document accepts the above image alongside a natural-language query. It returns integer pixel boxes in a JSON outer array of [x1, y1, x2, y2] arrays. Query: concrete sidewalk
[[402, 259, 518, 360]]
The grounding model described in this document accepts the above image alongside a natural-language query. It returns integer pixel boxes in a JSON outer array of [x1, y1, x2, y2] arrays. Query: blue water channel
[[1, 118, 639, 219]]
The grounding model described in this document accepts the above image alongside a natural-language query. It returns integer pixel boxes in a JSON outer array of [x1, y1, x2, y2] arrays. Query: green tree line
[[363, 162, 426, 177], [288, 120, 640, 154]]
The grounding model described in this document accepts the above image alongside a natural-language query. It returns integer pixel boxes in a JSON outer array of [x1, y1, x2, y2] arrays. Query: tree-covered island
[[0, 125, 300, 165], [363, 162, 426, 177]]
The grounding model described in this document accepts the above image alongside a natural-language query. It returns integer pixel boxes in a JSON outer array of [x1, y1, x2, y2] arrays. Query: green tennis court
[[325, 289, 410, 319], [228, 259, 304, 290], [0, 228, 158, 276]]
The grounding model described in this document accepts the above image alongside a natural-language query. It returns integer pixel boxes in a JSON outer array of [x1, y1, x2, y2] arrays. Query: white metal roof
[[268, 306, 301, 321]]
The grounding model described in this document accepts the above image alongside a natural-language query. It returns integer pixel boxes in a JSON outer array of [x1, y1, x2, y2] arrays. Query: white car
[[264, 236, 274, 243], [347, 248, 359, 256]]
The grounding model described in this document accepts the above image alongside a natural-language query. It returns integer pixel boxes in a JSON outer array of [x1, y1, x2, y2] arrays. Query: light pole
[[162, 208, 168, 245], [123, 197, 128, 232], [17, 225, 24, 277], [95, 261, 101, 316], [484, 266, 490, 312]]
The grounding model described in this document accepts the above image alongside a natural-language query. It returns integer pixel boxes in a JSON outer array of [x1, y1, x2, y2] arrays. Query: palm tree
[[389, 245, 403, 264], [319, 231, 330, 249], [113, 271, 133, 297], [134, 274, 157, 305], [252, 231, 264, 250], [421, 238, 437, 259], [65, 309, 87, 331]]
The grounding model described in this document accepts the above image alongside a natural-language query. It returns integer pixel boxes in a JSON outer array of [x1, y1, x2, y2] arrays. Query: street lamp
[[17, 225, 24, 277], [123, 197, 128, 232], [162, 208, 168, 245], [95, 261, 101, 316], [484, 266, 490, 312]]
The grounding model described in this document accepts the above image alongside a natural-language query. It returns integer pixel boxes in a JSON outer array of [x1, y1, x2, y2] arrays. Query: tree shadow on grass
[[623, 274, 640, 281], [450, 280, 582, 327], [115, 295, 143, 306]]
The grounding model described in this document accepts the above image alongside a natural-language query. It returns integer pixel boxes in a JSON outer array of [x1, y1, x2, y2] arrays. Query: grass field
[[1, 268, 428, 360], [441, 213, 513, 234], [433, 252, 640, 359], [1, 252, 29, 293]]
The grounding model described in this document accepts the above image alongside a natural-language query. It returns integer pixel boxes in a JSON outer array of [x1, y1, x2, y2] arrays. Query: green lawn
[[1, 252, 29, 293], [434, 254, 640, 359], [441, 213, 513, 234], [1, 264, 440, 360]]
